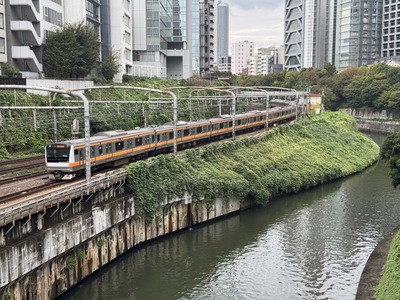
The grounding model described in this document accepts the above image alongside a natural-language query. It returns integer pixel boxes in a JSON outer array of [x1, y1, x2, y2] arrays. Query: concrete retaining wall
[[0, 180, 246, 300], [356, 119, 400, 133]]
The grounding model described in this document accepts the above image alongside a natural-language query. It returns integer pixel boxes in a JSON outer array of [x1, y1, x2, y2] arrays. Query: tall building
[[380, 0, 399, 60], [248, 46, 284, 75], [335, 0, 382, 71], [231, 40, 254, 75], [200, 0, 215, 75], [217, 0, 229, 72], [285, 0, 382, 72], [284, 0, 336, 71], [5, 0, 66, 77], [0, 0, 7, 70]]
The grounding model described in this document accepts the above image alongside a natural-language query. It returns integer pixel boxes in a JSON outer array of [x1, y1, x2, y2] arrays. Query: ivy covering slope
[[125, 112, 379, 222], [374, 229, 400, 300]]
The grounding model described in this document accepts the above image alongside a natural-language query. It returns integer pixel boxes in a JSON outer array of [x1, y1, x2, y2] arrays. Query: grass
[[125, 111, 380, 222], [374, 229, 400, 300]]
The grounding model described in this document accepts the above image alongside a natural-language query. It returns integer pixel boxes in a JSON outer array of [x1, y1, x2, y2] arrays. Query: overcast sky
[[226, 0, 284, 49]]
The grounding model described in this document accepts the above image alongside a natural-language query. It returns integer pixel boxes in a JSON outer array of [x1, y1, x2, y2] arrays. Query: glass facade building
[[381, 0, 400, 58], [285, 0, 381, 72], [335, 0, 382, 71]]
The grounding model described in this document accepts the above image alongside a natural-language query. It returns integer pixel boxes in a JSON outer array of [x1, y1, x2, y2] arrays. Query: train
[[45, 105, 298, 180]]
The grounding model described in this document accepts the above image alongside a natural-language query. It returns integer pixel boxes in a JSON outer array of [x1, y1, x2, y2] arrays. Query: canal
[[58, 132, 400, 300]]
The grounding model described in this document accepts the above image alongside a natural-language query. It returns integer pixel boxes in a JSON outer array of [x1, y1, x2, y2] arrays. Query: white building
[[381, 0, 400, 59], [0, 0, 7, 70], [5, 0, 66, 77], [248, 46, 284, 75], [231, 40, 254, 75]]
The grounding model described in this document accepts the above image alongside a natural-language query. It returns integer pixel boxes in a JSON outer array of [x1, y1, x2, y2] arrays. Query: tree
[[43, 22, 100, 78], [101, 49, 121, 82], [381, 132, 400, 189], [0, 63, 21, 77]]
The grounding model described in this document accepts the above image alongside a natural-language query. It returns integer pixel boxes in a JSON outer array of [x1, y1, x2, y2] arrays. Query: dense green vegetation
[[381, 132, 400, 189], [43, 22, 100, 78], [230, 63, 400, 112], [374, 229, 400, 300], [375, 132, 400, 299], [2, 62, 400, 159], [125, 112, 379, 223]]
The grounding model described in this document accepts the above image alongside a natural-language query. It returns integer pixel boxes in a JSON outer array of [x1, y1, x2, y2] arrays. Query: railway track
[[0, 179, 64, 204], [0, 155, 45, 176], [0, 171, 48, 185]]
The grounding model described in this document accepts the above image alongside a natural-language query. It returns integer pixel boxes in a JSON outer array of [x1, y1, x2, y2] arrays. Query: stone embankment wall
[[356, 119, 400, 133], [0, 180, 249, 300], [340, 108, 400, 133]]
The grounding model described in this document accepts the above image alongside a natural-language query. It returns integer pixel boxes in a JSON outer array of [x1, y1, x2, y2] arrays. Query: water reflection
[[59, 132, 400, 300]]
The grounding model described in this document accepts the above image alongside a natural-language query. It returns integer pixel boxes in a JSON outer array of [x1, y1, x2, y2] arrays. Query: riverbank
[[356, 226, 399, 299], [356, 119, 400, 133], [126, 111, 380, 226]]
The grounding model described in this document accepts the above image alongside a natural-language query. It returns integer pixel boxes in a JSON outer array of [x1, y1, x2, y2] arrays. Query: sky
[[226, 0, 285, 49]]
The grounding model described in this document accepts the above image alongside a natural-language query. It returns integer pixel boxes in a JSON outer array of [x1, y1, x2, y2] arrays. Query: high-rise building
[[285, 0, 382, 72], [335, 0, 382, 71], [200, 0, 215, 75], [231, 40, 254, 74], [0, 0, 7, 70], [381, 0, 399, 60], [5, 0, 66, 76], [217, 0, 229, 72], [284, 0, 336, 71]]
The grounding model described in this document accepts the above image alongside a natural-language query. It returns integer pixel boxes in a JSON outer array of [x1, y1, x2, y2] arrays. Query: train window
[[184, 129, 190, 136], [219, 123, 224, 129], [128, 139, 133, 148], [237, 120, 242, 126], [99, 145, 103, 155], [157, 134, 162, 142], [74, 149, 78, 156], [91, 147, 95, 157], [144, 136, 150, 144], [105, 144, 111, 154], [116, 141, 124, 151], [135, 137, 143, 146], [196, 127, 202, 134], [169, 132, 174, 140], [229, 121, 233, 127]]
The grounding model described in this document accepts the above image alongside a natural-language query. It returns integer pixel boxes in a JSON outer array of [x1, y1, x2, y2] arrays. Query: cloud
[[229, 3, 284, 48], [226, 0, 283, 11]]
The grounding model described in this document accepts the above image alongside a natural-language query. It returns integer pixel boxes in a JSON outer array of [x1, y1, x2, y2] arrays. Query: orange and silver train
[[45, 106, 297, 180]]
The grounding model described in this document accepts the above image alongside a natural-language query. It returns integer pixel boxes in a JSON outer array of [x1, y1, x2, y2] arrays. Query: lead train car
[[45, 106, 297, 180]]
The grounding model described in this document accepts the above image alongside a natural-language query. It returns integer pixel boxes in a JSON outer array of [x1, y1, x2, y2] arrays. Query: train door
[[74, 148, 84, 166]]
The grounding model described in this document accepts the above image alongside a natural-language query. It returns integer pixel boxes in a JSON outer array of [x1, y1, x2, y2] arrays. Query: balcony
[[12, 46, 42, 73], [10, 21, 42, 45], [9, 0, 40, 22]]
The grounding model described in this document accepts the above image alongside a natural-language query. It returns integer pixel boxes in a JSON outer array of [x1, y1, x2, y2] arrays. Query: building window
[[0, 0, 3, 5], [0, 38, 5, 53], [0, 13, 3, 29], [43, 7, 63, 26], [50, 0, 62, 5]]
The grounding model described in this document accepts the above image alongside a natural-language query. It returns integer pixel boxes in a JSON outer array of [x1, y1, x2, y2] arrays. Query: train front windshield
[[46, 144, 71, 163]]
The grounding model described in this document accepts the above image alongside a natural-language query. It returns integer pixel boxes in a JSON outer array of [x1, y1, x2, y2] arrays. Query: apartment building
[[1, 0, 217, 80], [200, 0, 215, 75], [381, 0, 400, 60], [0, 0, 7, 70], [231, 40, 254, 75]]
